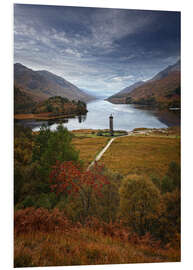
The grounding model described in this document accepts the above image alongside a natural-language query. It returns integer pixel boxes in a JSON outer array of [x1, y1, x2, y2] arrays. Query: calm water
[[17, 99, 180, 132]]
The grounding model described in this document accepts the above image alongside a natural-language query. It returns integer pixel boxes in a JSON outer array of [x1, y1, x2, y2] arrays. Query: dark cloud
[[14, 4, 180, 94]]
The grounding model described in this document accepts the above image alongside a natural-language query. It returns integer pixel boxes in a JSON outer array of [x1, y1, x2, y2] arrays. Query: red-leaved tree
[[49, 161, 109, 219]]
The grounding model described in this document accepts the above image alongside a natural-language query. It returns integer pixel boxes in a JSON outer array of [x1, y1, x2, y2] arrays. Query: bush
[[14, 207, 71, 234], [14, 253, 33, 268], [157, 189, 181, 245], [151, 162, 180, 194], [160, 162, 180, 194], [119, 174, 161, 235]]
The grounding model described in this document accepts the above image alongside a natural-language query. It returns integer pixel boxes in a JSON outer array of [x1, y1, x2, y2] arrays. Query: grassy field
[[14, 227, 180, 267], [100, 135, 180, 178], [71, 129, 180, 178], [72, 134, 109, 168]]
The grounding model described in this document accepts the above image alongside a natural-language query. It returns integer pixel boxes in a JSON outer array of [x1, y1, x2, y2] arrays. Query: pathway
[[87, 132, 131, 171]]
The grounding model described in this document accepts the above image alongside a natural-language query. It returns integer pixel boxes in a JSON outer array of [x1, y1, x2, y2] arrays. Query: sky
[[14, 4, 180, 96]]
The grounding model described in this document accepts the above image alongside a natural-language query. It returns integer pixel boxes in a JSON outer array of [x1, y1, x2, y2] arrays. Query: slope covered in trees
[[14, 92, 88, 119], [14, 86, 37, 114], [33, 96, 87, 115]]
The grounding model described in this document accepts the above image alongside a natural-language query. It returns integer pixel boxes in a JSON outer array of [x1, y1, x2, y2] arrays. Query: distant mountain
[[126, 60, 180, 108], [14, 63, 94, 103], [107, 81, 144, 103], [107, 60, 181, 108]]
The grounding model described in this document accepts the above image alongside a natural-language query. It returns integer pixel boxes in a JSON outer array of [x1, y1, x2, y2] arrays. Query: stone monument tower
[[109, 114, 114, 136]]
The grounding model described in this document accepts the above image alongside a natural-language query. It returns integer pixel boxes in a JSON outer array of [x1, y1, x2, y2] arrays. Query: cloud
[[14, 4, 180, 94], [111, 75, 134, 82]]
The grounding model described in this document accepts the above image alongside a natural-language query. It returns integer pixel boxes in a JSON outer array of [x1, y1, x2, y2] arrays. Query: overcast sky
[[14, 4, 180, 95]]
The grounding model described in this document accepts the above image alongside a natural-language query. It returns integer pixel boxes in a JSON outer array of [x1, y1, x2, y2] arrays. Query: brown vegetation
[[100, 135, 180, 178], [72, 136, 109, 168], [14, 208, 180, 267], [14, 125, 181, 267], [126, 71, 180, 108]]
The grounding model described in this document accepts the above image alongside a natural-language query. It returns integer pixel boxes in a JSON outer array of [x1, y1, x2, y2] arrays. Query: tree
[[50, 161, 110, 221], [46, 103, 53, 112], [155, 189, 181, 245], [93, 170, 121, 223], [32, 124, 79, 194], [119, 174, 161, 235], [161, 161, 180, 194], [32, 124, 79, 167]]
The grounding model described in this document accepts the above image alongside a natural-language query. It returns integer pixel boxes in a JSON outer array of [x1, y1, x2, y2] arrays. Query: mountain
[[107, 60, 181, 108], [107, 81, 144, 103], [14, 63, 94, 103], [126, 60, 181, 108], [14, 86, 37, 114], [150, 60, 180, 81]]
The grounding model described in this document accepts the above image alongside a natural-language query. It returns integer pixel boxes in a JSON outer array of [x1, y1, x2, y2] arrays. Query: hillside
[[14, 63, 94, 103], [151, 60, 180, 81], [107, 60, 181, 108], [14, 86, 37, 114], [126, 70, 180, 108], [107, 81, 144, 104], [14, 95, 88, 120]]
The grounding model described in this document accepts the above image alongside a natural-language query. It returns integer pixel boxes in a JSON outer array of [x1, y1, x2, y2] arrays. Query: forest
[[14, 124, 180, 267]]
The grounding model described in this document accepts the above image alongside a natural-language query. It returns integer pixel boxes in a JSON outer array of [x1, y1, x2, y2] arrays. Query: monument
[[109, 114, 114, 136]]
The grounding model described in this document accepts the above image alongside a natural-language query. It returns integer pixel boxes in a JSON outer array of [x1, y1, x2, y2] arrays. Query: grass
[[72, 135, 109, 168], [71, 129, 180, 177], [100, 135, 180, 178], [14, 227, 180, 267]]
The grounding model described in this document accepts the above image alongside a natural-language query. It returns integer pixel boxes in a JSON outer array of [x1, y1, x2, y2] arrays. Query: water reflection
[[78, 114, 87, 123], [16, 100, 180, 131]]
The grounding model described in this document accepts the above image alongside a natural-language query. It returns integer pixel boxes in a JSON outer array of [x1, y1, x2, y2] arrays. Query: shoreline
[[14, 112, 82, 121]]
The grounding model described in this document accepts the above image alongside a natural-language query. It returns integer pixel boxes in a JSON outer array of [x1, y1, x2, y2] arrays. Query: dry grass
[[100, 135, 180, 178], [72, 136, 109, 168], [14, 228, 180, 267]]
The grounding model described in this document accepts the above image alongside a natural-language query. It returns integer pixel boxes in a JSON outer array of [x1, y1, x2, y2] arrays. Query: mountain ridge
[[14, 63, 94, 103], [107, 60, 180, 108]]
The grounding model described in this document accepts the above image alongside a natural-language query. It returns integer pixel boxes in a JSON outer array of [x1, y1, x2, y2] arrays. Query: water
[[17, 99, 180, 132]]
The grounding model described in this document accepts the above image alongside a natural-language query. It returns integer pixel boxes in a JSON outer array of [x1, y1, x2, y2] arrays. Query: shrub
[[119, 174, 161, 235], [161, 162, 180, 194], [157, 189, 181, 245], [14, 207, 70, 234]]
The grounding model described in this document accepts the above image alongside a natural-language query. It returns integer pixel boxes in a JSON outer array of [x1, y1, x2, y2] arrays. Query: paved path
[[87, 132, 131, 171]]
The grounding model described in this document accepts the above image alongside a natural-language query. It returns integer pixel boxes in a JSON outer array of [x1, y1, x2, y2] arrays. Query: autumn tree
[[161, 161, 180, 194], [50, 161, 109, 221], [119, 174, 161, 236], [14, 125, 33, 205], [93, 170, 121, 223], [32, 124, 79, 193]]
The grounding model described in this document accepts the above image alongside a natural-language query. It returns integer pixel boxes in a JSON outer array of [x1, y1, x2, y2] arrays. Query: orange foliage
[[14, 207, 70, 234], [50, 161, 110, 197]]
